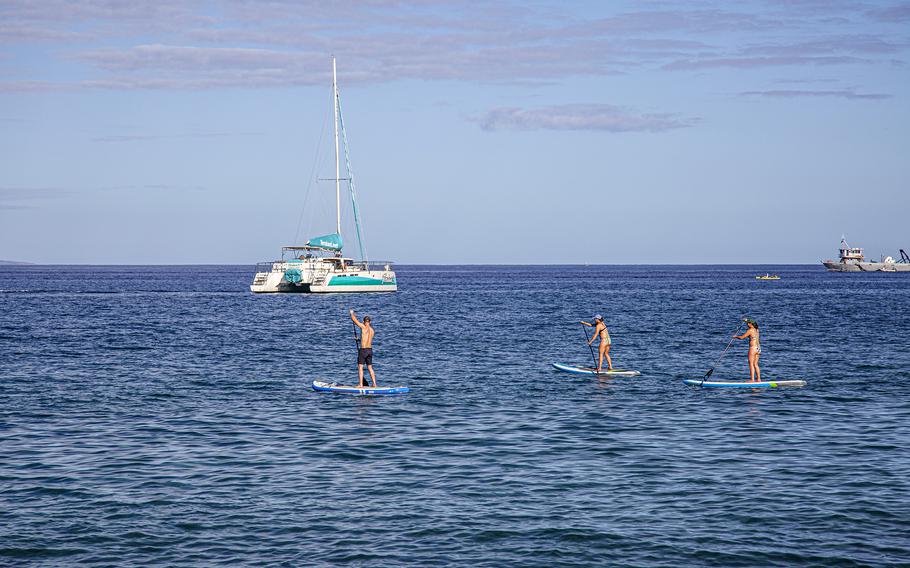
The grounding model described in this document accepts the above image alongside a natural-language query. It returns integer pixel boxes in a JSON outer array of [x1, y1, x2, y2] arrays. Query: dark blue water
[[2, 265, 909, 566]]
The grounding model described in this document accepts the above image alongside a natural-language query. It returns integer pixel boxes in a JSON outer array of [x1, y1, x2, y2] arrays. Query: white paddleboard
[[553, 362, 641, 377], [683, 379, 806, 388]]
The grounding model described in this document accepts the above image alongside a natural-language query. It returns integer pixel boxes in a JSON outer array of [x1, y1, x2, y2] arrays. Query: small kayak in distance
[[553, 363, 641, 377], [312, 380, 410, 395], [683, 379, 806, 388]]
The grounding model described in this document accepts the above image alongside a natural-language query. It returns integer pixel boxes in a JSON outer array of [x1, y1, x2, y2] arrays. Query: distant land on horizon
[[0, 260, 34, 265]]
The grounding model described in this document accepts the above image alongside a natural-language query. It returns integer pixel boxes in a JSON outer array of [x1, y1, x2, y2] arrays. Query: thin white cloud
[[74, 44, 318, 71], [92, 131, 262, 142], [663, 55, 868, 70], [0, 0, 209, 27], [0, 80, 71, 92], [773, 78, 840, 84], [573, 8, 785, 35], [867, 2, 910, 23], [0, 187, 70, 208], [94, 184, 207, 192], [478, 104, 700, 133], [739, 88, 891, 100], [741, 35, 907, 56], [0, 23, 93, 43]]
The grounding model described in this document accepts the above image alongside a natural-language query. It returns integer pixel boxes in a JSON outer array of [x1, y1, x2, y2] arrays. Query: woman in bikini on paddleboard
[[734, 318, 761, 382], [581, 314, 613, 372]]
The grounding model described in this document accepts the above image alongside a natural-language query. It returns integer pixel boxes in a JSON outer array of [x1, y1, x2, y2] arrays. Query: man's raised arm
[[350, 309, 365, 329]]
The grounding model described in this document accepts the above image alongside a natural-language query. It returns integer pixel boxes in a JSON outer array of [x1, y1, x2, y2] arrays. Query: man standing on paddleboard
[[350, 309, 377, 388], [581, 315, 613, 372]]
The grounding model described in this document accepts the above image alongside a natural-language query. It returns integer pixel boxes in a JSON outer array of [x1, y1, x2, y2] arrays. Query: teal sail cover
[[284, 258, 304, 283], [306, 233, 343, 251]]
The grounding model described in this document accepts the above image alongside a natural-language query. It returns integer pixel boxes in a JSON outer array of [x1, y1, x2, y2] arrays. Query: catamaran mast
[[333, 56, 341, 235]]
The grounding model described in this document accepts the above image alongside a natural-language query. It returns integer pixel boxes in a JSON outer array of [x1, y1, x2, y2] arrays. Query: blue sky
[[1, 0, 908, 264]]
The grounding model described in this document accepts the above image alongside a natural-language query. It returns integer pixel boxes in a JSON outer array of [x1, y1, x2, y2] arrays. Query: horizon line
[[1, 261, 826, 267]]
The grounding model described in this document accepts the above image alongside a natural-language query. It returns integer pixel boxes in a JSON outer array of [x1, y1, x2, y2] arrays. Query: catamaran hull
[[251, 284, 397, 293], [250, 267, 397, 293], [309, 283, 397, 293], [250, 282, 312, 293]]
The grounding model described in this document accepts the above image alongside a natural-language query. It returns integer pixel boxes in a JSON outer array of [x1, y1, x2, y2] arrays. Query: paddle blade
[[704, 368, 714, 379]]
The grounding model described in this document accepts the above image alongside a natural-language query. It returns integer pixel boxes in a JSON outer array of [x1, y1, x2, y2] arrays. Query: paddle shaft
[[704, 321, 745, 381], [352, 320, 364, 386], [581, 323, 598, 369]]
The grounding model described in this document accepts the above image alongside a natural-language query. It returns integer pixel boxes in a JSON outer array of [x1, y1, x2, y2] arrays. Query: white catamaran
[[250, 58, 397, 293]]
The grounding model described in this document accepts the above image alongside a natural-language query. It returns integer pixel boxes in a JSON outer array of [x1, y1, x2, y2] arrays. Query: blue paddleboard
[[683, 379, 806, 388], [312, 380, 409, 395], [552, 363, 641, 377]]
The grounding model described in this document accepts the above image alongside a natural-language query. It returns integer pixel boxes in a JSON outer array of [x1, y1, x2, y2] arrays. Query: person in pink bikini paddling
[[733, 318, 761, 382]]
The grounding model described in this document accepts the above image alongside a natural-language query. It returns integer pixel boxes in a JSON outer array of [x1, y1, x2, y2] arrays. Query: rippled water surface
[[2, 265, 909, 566]]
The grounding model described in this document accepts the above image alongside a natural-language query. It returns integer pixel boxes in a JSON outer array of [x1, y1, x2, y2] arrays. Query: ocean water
[[1, 265, 909, 567]]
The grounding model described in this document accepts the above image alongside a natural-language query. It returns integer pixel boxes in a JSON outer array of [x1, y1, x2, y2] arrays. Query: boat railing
[[357, 260, 395, 271], [255, 259, 393, 273], [255, 261, 285, 273]]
